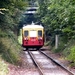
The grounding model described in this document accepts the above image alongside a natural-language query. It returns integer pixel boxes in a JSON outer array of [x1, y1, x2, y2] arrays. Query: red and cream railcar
[[22, 22, 44, 50]]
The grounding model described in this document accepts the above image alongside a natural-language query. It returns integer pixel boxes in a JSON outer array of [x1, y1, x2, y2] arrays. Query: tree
[[38, 0, 75, 39], [0, 0, 28, 34]]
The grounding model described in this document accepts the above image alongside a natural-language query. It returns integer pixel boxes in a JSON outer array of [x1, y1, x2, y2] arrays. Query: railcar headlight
[[38, 37, 42, 40], [40, 37, 42, 39], [24, 37, 28, 40], [24, 38, 26, 40]]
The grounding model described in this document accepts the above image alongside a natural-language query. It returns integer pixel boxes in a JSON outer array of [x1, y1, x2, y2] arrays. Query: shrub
[[0, 58, 8, 75], [0, 30, 22, 65], [67, 46, 75, 67], [44, 41, 50, 46]]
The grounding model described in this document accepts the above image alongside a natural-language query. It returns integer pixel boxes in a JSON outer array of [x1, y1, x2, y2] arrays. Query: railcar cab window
[[38, 30, 42, 37], [29, 30, 37, 37], [24, 31, 28, 37]]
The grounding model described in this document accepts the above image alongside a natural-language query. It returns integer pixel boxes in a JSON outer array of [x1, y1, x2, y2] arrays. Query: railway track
[[39, 50, 74, 75], [28, 51, 44, 75], [27, 50, 74, 75]]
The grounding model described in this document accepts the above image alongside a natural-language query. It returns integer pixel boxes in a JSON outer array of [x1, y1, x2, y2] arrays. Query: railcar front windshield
[[29, 30, 37, 37], [24, 31, 28, 37], [38, 30, 42, 37]]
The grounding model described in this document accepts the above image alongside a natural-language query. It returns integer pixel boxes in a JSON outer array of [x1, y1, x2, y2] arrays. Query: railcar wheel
[[26, 48, 28, 50], [36, 48, 40, 50]]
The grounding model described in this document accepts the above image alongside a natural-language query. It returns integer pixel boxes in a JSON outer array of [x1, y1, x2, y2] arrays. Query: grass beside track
[[0, 58, 8, 75], [0, 30, 22, 75]]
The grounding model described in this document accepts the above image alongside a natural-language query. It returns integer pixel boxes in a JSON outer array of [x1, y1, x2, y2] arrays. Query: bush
[[0, 58, 8, 75], [44, 41, 50, 46], [67, 46, 75, 67], [0, 30, 22, 65]]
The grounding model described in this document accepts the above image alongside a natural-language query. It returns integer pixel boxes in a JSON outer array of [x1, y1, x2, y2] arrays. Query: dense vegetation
[[0, 0, 28, 75], [37, 0, 75, 67], [0, 0, 75, 74], [17, 0, 75, 67]]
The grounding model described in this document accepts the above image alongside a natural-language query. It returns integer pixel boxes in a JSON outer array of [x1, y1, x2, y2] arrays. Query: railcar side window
[[24, 31, 28, 37], [38, 30, 42, 37]]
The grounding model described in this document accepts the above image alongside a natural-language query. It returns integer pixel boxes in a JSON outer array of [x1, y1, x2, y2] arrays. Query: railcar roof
[[23, 24, 43, 29]]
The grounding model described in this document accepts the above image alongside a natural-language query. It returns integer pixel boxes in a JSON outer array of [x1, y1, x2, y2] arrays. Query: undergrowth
[[0, 37, 21, 64], [62, 39, 75, 67], [67, 46, 75, 67], [0, 30, 22, 75], [18, 29, 22, 45], [0, 57, 8, 75], [50, 35, 75, 67], [44, 41, 50, 46]]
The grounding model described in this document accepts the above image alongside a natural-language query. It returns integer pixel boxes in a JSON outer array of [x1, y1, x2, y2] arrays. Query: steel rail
[[39, 50, 74, 75], [27, 51, 44, 75]]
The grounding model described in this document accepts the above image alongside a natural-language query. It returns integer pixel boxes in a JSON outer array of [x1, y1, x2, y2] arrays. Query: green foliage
[[37, 1, 75, 67], [1, 0, 75, 68], [38, 0, 75, 38], [50, 36, 75, 67], [0, 58, 8, 75], [44, 41, 50, 46], [67, 46, 75, 67], [0, 0, 28, 33], [54, 42, 65, 53], [0, 0, 28, 69], [0, 1, 27, 68], [18, 29, 22, 45], [0, 29, 7, 37], [0, 30, 22, 65]]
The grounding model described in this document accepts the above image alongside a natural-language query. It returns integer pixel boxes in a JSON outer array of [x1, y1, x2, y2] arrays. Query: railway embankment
[[0, 30, 22, 75]]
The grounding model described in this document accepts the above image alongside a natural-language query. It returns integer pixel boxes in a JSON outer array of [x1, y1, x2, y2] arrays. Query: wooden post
[[55, 35, 59, 49]]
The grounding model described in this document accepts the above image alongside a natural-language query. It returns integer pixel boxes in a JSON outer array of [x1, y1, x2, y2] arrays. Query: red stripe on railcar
[[23, 37, 44, 46]]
